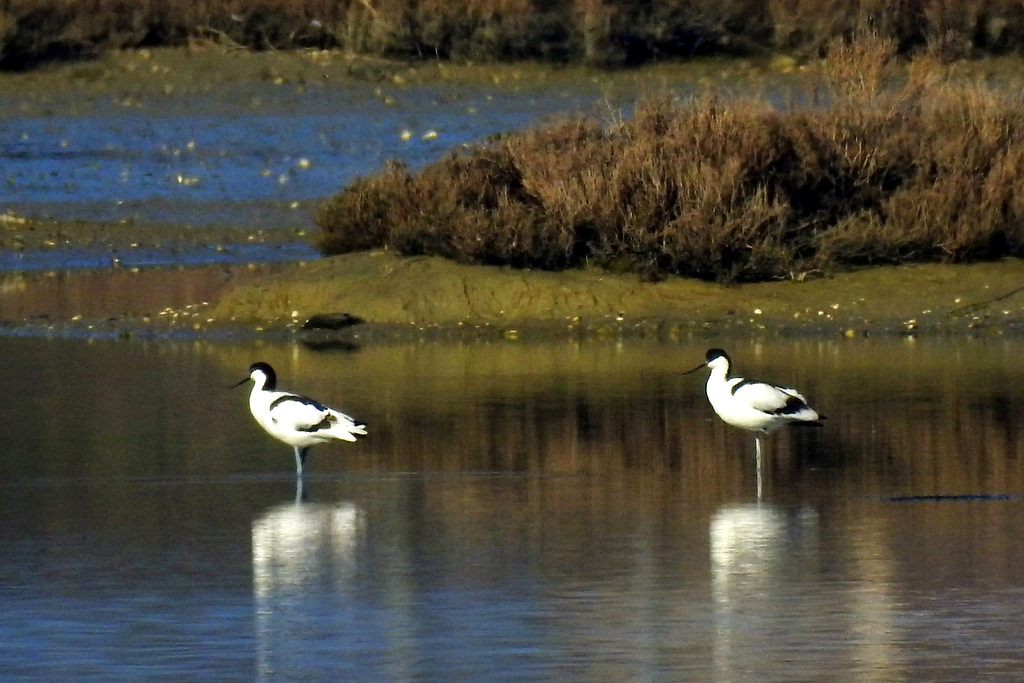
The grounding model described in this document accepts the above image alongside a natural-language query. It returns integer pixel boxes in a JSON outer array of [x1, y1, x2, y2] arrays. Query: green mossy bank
[[212, 250, 1024, 337]]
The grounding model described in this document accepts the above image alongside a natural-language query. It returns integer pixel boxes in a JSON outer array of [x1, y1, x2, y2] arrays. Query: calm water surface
[[2, 336, 1024, 679]]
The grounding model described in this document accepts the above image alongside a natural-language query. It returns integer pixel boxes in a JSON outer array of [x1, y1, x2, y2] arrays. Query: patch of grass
[[316, 33, 1024, 283]]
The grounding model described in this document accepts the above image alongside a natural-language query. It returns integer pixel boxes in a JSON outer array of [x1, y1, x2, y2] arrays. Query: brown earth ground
[[3, 47, 1024, 341]]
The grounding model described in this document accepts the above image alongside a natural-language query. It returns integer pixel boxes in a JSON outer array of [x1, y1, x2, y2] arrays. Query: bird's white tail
[[325, 411, 367, 442]]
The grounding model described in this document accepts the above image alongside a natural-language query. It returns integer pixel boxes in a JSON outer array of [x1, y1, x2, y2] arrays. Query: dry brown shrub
[[336, 0, 414, 56], [506, 118, 617, 250], [820, 32, 898, 105], [769, 0, 857, 53], [314, 161, 413, 255], [8, 0, 1024, 68], [411, 0, 548, 60], [316, 33, 1024, 282], [615, 97, 798, 280], [597, 0, 772, 63], [922, 0, 983, 50], [401, 145, 548, 265], [817, 76, 1024, 265]]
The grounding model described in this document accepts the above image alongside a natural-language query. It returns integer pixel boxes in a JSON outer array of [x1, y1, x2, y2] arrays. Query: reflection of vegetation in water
[[6, 335, 1024, 526], [3, 0, 1024, 69], [208, 338, 1024, 499], [317, 35, 1024, 283]]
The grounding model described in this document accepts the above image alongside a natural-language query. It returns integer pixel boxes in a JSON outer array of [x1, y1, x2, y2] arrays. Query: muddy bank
[[7, 250, 1024, 341], [211, 250, 1024, 341]]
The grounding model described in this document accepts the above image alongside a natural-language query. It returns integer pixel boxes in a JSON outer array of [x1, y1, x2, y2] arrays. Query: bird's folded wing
[[734, 381, 807, 414], [270, 395, 331, 431]]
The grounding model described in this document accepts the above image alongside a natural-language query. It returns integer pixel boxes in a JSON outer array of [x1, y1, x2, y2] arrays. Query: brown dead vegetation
[[4, 0, 1024, 68], [315, 34, 1024, 283]]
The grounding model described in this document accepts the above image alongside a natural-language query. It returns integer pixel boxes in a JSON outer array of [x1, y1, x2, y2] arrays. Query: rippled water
[[2, 336, 1024, 679], [0, 78, 650, 274], [0, 83, 620, 230], [0, 65, 813, 234]]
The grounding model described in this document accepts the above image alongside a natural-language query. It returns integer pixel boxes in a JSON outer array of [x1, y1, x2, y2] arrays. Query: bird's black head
[[705, 348, 729, 364], [249, 362, 277, 390]]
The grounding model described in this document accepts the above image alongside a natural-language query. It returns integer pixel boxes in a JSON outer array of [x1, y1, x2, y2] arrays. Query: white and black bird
[[684, 348, 824, 466], [233, 362, 367, 476]]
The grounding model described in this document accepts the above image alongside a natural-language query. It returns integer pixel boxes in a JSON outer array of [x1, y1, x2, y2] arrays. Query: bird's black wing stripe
[[772, 395, 809, 415], [269, 394, 328, 412], [300, 416, 335, 432], [730, 378, 778, 395]]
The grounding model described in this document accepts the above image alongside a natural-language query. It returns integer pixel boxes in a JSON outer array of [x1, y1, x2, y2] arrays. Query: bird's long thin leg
[[755, 435, 763, 501], [294, 447, 309, 477]]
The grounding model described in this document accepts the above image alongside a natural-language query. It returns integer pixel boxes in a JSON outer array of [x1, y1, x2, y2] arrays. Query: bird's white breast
[[707, 377, 776, 432]]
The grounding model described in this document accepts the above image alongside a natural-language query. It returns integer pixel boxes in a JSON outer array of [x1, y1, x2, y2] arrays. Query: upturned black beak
[[681, 361, 706, 375], [228, 377, 250, 389]]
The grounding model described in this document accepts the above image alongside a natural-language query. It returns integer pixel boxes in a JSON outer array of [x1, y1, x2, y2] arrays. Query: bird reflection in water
[[252, 480, 363, 678], [710, 503, 818, 678], [710, 503, 896, 680]]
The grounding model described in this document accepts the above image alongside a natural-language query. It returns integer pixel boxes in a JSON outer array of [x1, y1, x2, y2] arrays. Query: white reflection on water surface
[[710, 503, 899, 680], [252, 483, 363, 679]]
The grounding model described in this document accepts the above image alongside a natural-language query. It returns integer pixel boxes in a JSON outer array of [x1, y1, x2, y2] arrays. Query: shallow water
[[0, 240, 317, 272], [0, 83, 621, 230], [0, 79, 645, 275], [0, 62, 812, 280], [0, 261, 296, 324], [2, 336, 1024, 679], [0, 63, 813, 234]]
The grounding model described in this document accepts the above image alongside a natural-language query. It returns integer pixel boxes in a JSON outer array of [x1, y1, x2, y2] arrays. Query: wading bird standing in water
[[684, 348, 824, 495], [234, 362, 366, 476]]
